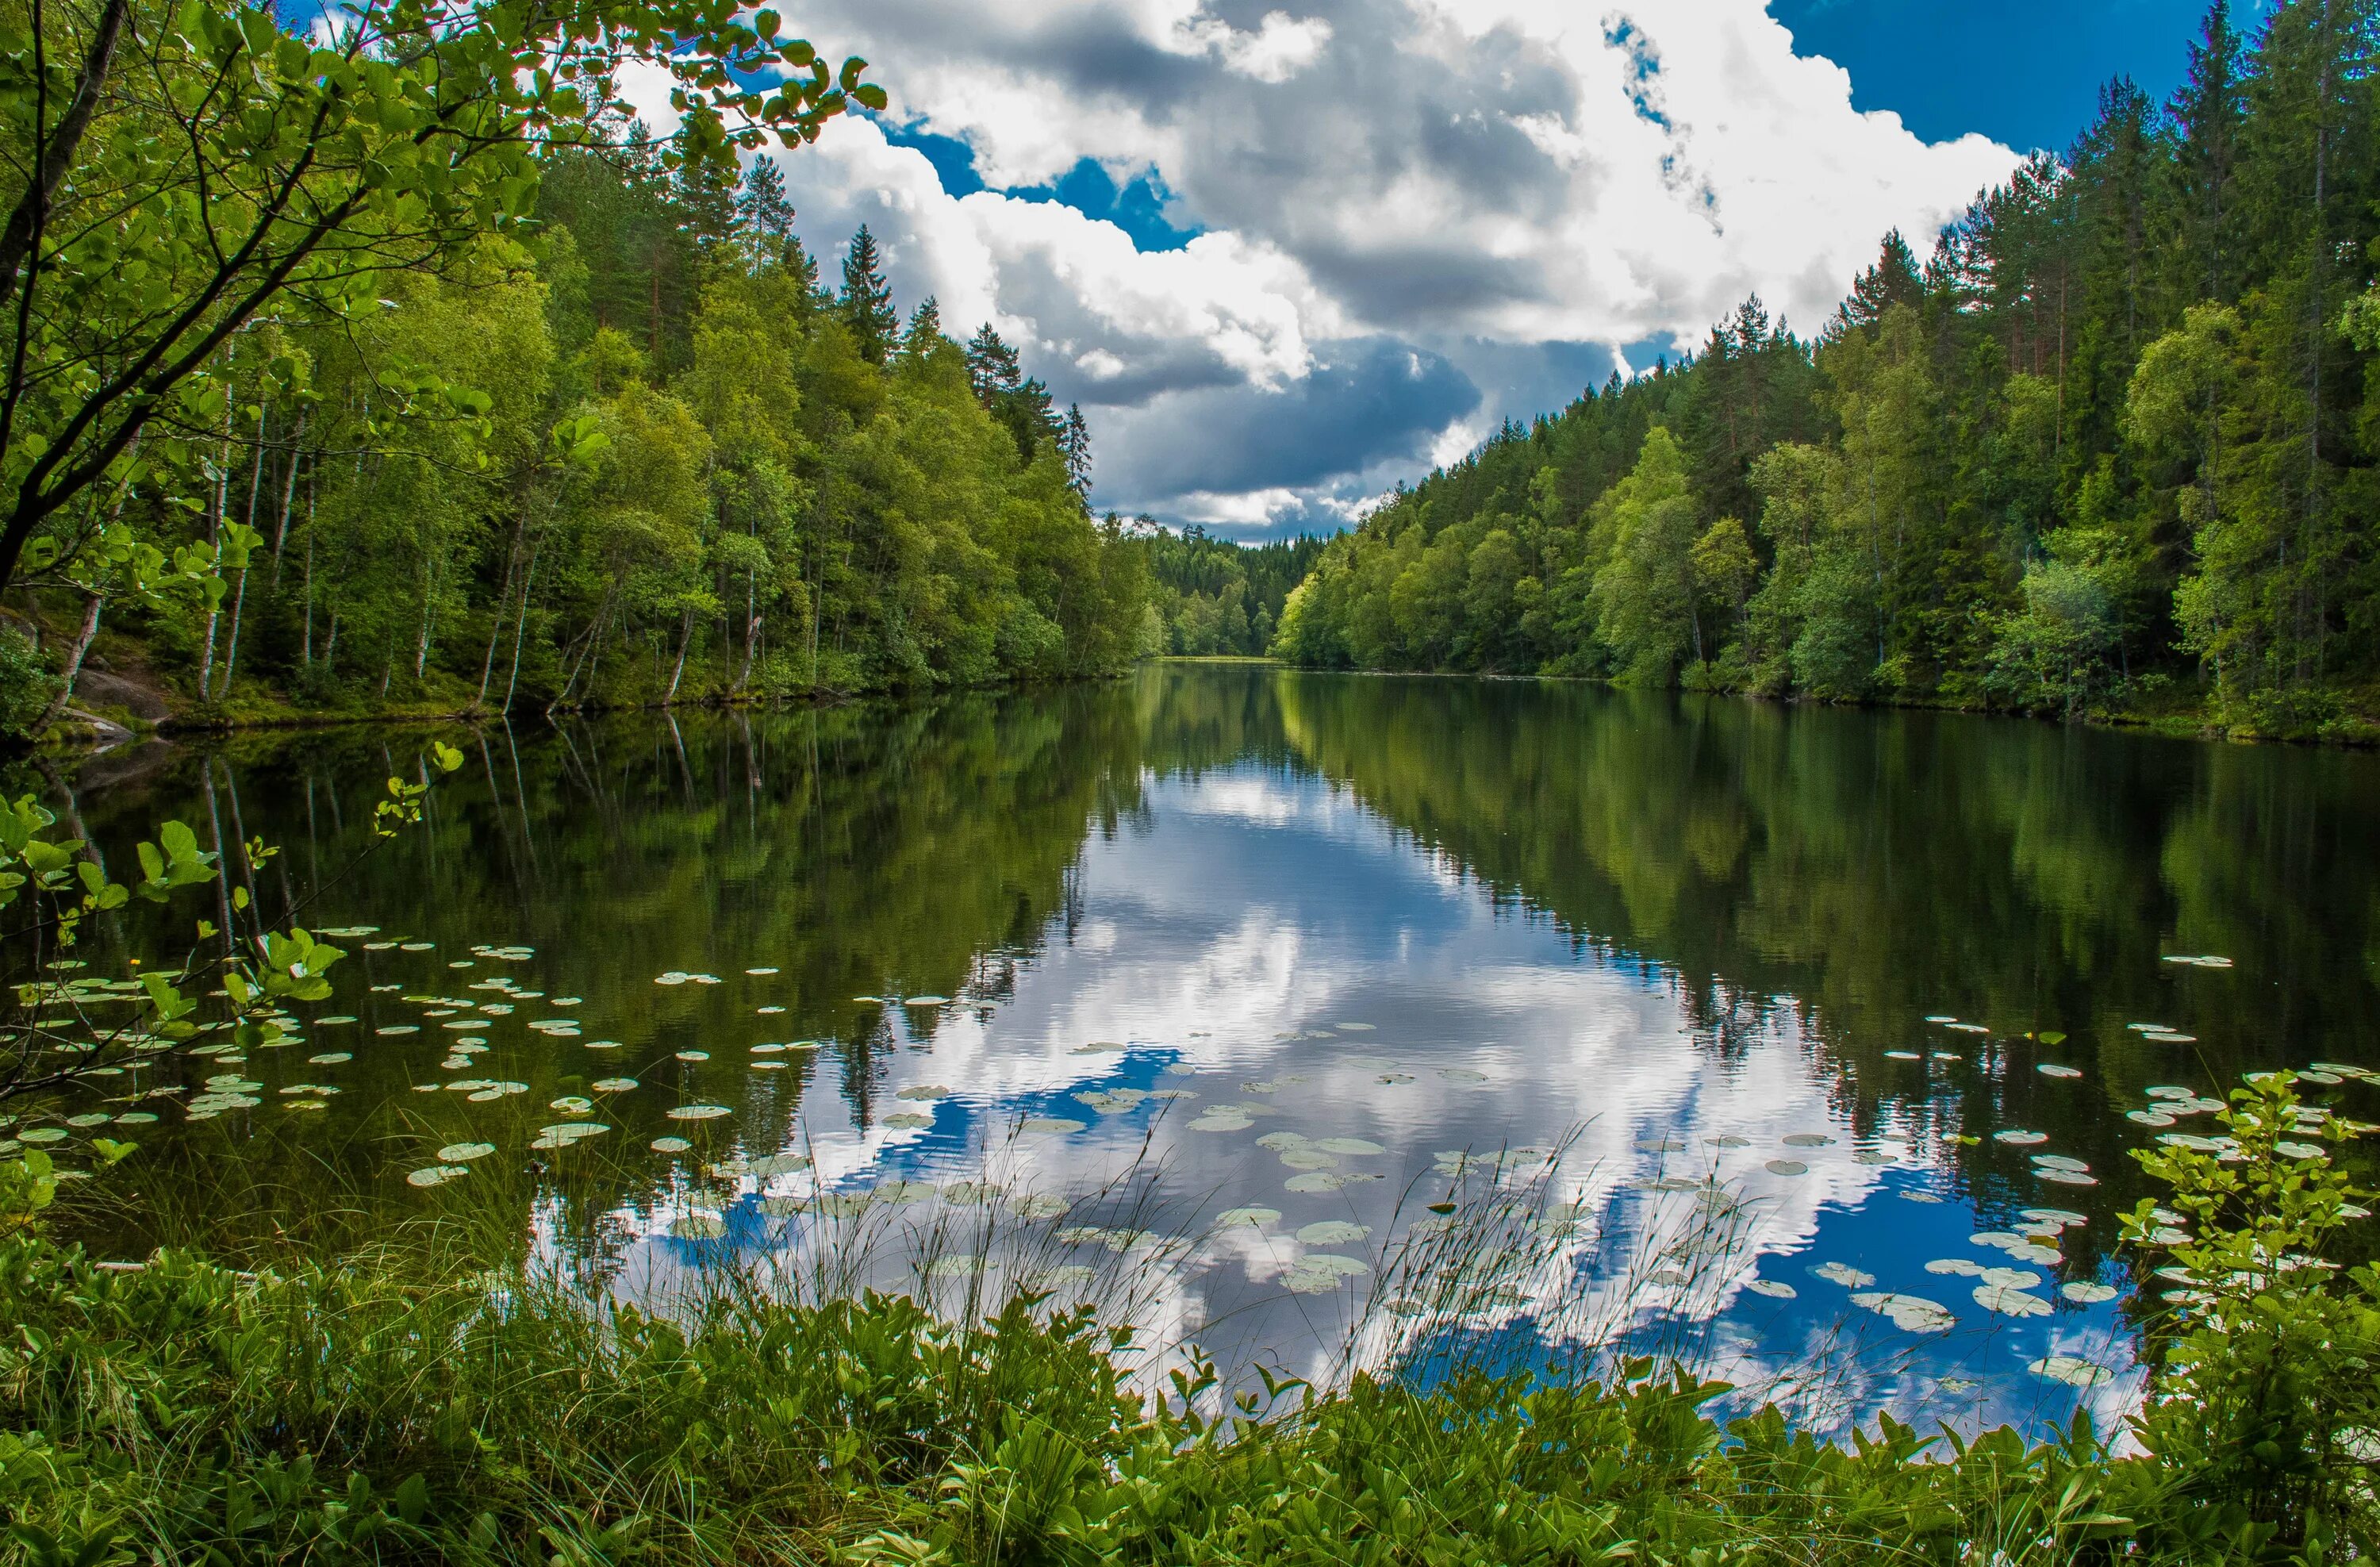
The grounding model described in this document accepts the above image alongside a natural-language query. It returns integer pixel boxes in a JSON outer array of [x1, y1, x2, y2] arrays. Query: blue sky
[[735, 0, 2213, 538], [1771, 0, 2205, 152]]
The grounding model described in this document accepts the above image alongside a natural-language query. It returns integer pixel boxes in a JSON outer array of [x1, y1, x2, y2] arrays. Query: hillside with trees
[[1276, 1, 2380, 739], [2, 109, 1147, 731]]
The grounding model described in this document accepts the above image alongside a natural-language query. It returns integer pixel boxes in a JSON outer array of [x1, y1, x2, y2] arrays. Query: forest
[[1141, 526, 1327, 656], [1276, 1, 2380, 739], [0, 104, 1151, 735]]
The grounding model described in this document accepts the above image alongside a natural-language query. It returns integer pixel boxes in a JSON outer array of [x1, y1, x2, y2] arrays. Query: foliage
[[1279, 5, 2380, 736], [2121, 1071, 2380, 1553], [0, 0, 879, 599], [0, 1231, 2140, 1566], [5, 119, 1146, 714], [0, 625, 55, 738], [1141, 526, 1326, 656]]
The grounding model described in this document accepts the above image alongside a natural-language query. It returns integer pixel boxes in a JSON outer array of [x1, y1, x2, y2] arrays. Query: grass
[[3, 1078, 2375, 1565], [0, 1229, 2139, 1567]]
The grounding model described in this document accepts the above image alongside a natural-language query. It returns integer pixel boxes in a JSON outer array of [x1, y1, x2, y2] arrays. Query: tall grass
[[5, 1080, 2375, 1565]]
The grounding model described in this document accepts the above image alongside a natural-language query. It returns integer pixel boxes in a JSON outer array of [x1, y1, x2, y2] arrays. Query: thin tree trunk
[[214, 558, 250, 701], [477, 517, 524, 705], [738, 569, 760, 692], [33, 589, 102, 730], [667, 608, 694, 701], [503, 540, 540, 711], [413, 553, 436, 679], [0, 0, 129, 317], [269, 413, 306, 585], [197, 402, 233, 696], [300, 466, 317, 663]]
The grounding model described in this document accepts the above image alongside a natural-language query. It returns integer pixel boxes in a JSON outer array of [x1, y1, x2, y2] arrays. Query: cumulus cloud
[[735, 0, 2023, 532]]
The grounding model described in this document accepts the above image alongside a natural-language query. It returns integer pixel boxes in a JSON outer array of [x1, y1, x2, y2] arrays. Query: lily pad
[[666, 1104, 731, 1121], [1764, 1159, 1809, 1176], [2060, 1281, 2120, 1304], [1296, 1220, 1371, 1246], [1812, 1262, 1875, 1288], [1975, 1283, 2053, 1317], [1216, 1206, 1281, 1227], [438, 1142, 497, 1162], [651, 1137, 692, 1153], [593, 1077, 639, 1093], [2030, 1355, 2113, 1387], [670, 1212, 728, 1240], [1744, 1278, 1797, 1299], [405, 1165, 468, 1187]]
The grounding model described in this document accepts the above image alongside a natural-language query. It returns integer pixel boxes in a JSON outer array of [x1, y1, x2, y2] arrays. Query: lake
[[16, 665, 2380, 1435]]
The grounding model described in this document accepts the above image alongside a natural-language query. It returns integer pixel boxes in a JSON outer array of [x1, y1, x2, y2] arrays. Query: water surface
[[19, 666, 2380, 1433]]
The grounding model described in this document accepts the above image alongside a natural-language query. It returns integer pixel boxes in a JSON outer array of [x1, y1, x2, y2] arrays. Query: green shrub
[[0, 627, 57, 740]]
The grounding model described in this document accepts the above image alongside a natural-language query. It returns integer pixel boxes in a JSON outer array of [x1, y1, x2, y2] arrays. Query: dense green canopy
[[1277, 2, 2380, 738]]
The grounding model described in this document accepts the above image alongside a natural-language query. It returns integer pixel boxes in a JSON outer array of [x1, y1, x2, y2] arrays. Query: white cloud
[[736, 1, 2025, 532]]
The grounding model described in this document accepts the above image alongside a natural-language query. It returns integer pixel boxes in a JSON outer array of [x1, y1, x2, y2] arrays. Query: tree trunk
[[667, 607, 694, 701], [33, 590, 102, 730], [269, 413, 307, 586], [0, 0, 130, 317], [477, 517, 524, 705], [503, 540, 541, 712], [300, 467, 317, 663], [196, 403, 234, 696], [214, 559, 250, 701]]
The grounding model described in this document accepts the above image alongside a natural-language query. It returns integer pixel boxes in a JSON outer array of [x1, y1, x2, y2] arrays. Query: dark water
[[13, 666, 2380, 1432]]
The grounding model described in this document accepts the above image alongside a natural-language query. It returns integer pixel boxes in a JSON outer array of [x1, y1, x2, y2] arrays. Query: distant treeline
[[1142, 527, 1330, 655], [1278, 1, 2380, 736]]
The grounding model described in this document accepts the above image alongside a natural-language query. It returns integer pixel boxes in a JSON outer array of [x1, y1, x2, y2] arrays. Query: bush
[[0, 626, 58, 740]]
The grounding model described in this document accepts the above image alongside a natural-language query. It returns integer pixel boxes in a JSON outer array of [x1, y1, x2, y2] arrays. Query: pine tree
[[735, 158, 797, 263], [839, 225, 899, 363], [965, 325, 1023, 402], [2164, 1, 2248, 308], [901, 297, 944, 358], [1059, 405, 1093, 495], [1832, 231, 1926, 336]]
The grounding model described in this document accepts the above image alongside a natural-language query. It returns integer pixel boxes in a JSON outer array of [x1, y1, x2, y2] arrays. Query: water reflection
[[27, 666, 2380, 1437]]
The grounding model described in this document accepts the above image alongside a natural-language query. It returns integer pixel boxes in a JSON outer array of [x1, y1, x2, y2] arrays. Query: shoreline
[[18, 658, 2378, 756]]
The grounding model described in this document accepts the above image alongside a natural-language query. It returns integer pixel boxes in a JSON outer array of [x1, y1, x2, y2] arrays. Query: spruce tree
[[1832, 231, 1925, 336], [1060, 405, 1093, 495], [2164, 1, 2247, 307], [839, 225, 899, 363], [901, 297, 945, 358], [735, 158, 797, 263], [966, 324, 1023, 402]]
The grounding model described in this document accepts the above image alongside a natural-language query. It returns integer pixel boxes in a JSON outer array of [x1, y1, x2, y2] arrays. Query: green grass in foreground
[[2, 1073, 2376, 1566]]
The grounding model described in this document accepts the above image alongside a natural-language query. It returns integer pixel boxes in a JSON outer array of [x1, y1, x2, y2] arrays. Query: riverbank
[[1273, 659, 2380, 747]]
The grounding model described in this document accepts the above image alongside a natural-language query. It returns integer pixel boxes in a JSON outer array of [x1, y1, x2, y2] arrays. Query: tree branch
[[0, 0, 131, 316]]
